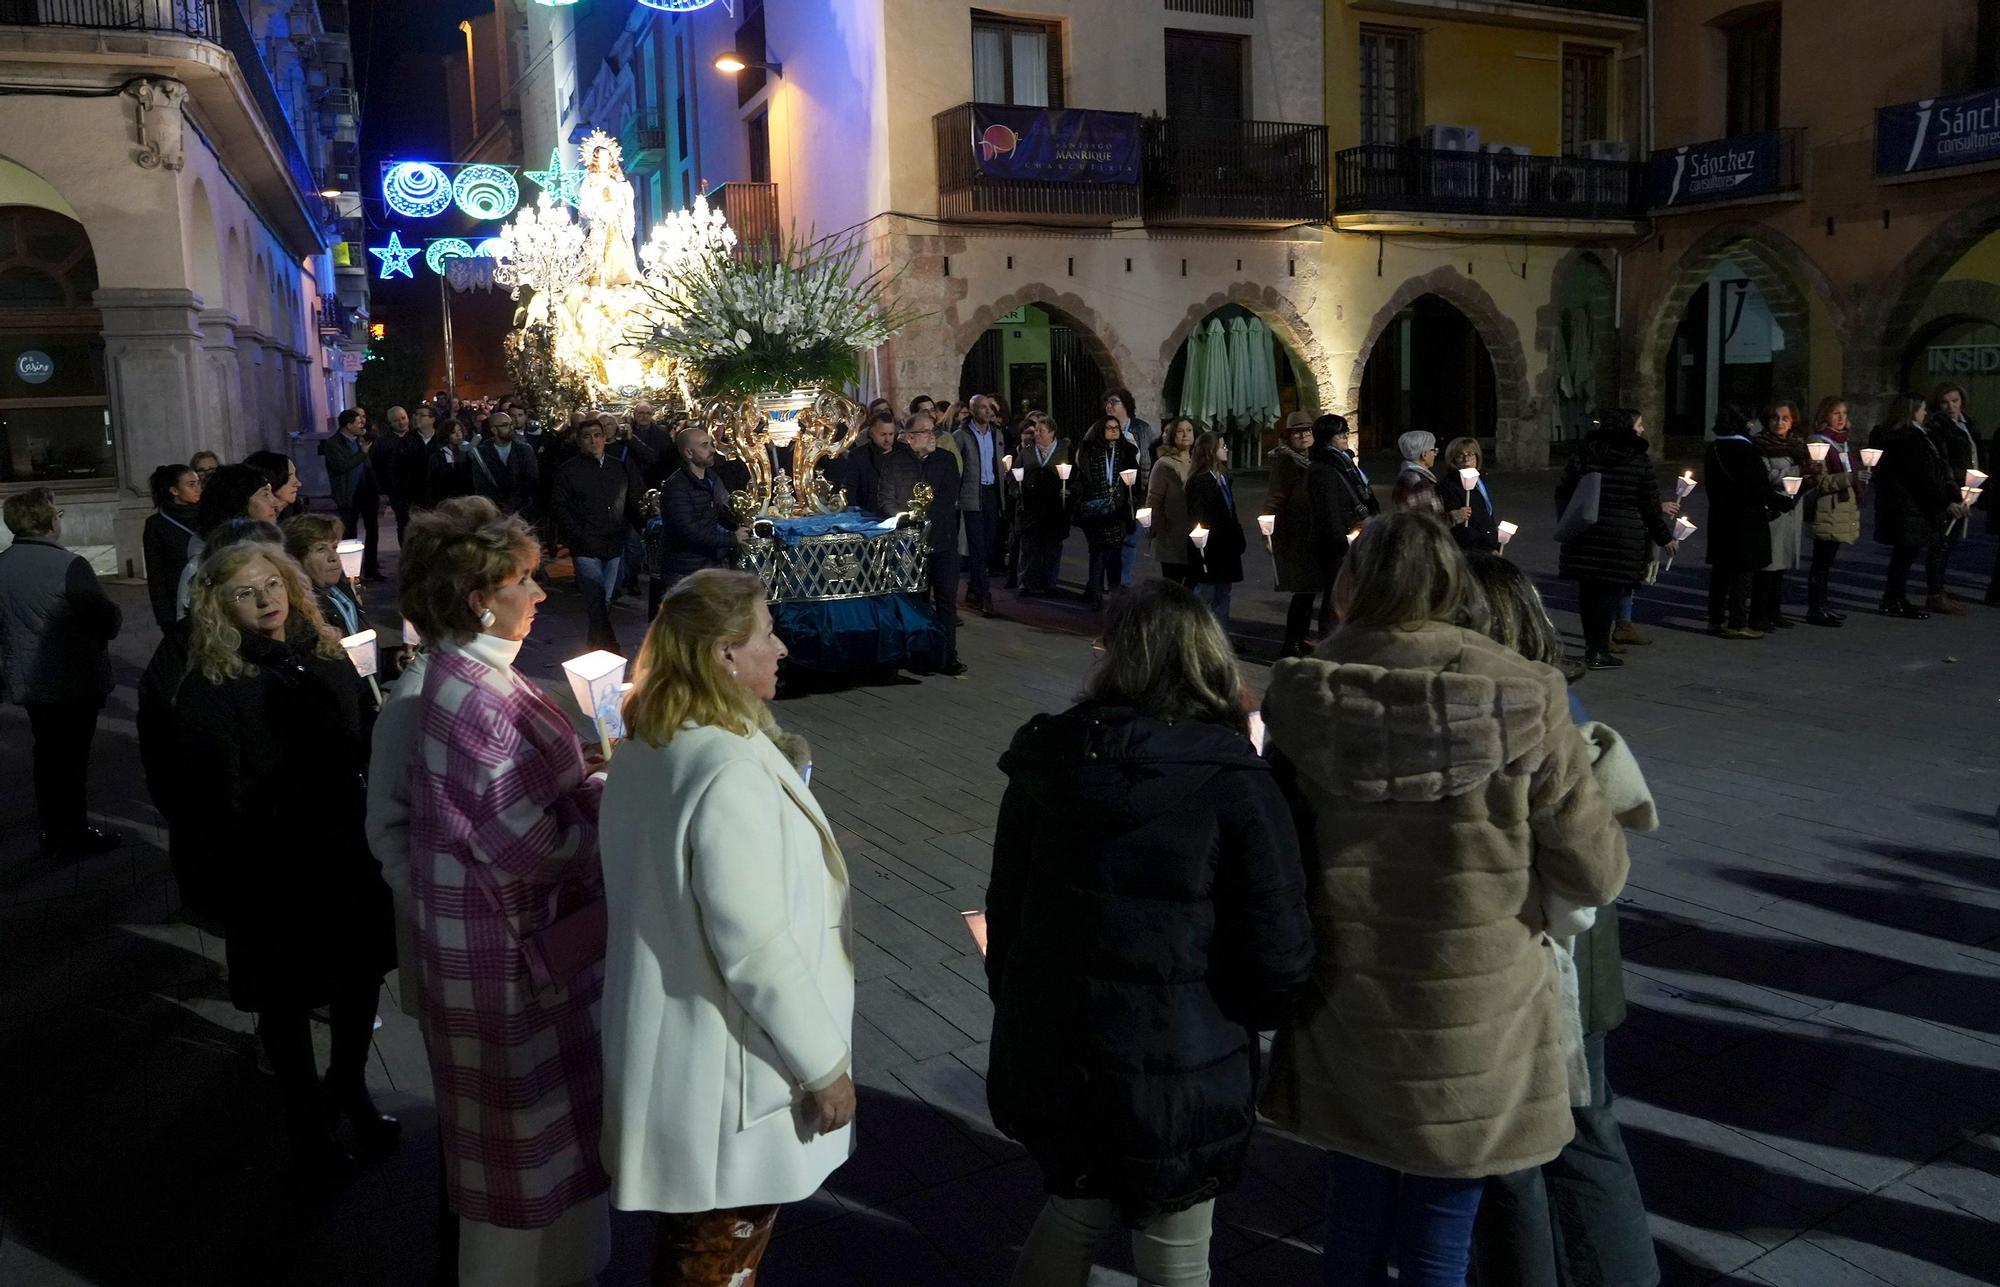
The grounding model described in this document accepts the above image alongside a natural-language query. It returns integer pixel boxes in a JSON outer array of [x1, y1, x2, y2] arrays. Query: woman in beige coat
[[1261, 511, 1628, 1287], [1144, 417, 1197, 585]]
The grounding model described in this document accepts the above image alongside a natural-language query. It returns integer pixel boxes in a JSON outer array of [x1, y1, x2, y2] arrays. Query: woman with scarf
[[1183, 432, 1246, 630], [1803, 397, 1870, 627], [1305, 414, 1378, 639], [1145, 417, 1198, 586], [1750, 400, 1810, 631], [1392, 431, 1452, 518], [1072, 413, 1141, 609], [1925, 382, 1981, 612], [144, 463, 203, 632], [1438, 437, 1501, 554], [1267, 412, 1324, 656]]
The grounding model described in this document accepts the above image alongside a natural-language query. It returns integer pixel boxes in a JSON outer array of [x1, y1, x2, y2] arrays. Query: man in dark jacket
[[372, 405, 415, 537], [467, 411, 539, 515], [900, 415, 967, 675], [627, 402, 676, 488], [553, 419, 642, 653], [395, 405, 444, 513], [1703, 404, 1790, 639], [319, 406, 382, 580], [651, 425, 747, 618], [0, 489, 123, 855], [955, 395, 1006, 615], [840, 410, 906, 516], [1875, 405, 1963, 619]]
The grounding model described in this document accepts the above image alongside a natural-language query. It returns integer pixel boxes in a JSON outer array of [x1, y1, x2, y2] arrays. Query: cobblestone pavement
[[2, 463, 1997, 1286]]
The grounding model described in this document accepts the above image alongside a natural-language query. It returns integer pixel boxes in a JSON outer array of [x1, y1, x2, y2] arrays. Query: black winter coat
[[1184, 471, 1247, 584], [1873, 423, 1959, 548], [553, 452, 642, 559], [1265, 446, 1321, 591], [1925, 412, 1981, 486], [468, 437, 539, 514], [143, 505, 200, 633], [654, 466, 739, 586], [1702, 436, 1787, 569], [1072, 436, 1140, 548], [319, 431, 377, 511], [174, 633, 395, 1011], [1304, 445, 1376, 585], [1018, 442, 1073, 542], [1438, 473, 1502, 555], [1557, 429, 1674, 584], [986, 704, 1314, 1220]]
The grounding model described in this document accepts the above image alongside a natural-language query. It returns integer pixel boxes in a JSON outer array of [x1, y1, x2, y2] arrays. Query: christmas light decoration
[[474, 237, 507, 259], [424, 238, 476, 275], [524, 148, 584, 209], [369, 231, 419, 279], [453, 164, 521, 220], [382, 162, 453, 218]]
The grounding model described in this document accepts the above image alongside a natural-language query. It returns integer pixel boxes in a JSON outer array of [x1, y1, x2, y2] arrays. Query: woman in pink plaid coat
[[400, 498, 612, 1286]]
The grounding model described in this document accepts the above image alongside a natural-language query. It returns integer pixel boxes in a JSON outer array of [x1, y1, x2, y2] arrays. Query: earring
[[729, 666, 738, 677], [478, 608, 496, 628]]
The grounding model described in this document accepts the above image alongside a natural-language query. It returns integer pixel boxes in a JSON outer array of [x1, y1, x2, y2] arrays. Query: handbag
[[460, 853, 607, 994], [1553, 470, 1603, 543], [1074, 494, 1117, 523]]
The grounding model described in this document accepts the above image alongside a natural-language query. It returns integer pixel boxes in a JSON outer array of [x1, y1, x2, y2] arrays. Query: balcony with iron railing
[[622, 107, 668, 173], [934, 102, 1142, 224], [1142, 117, 1328, 227], [1346, 0, 1641, 31], [1334, 145, 1645, 225], [708, 182, 780, 259]]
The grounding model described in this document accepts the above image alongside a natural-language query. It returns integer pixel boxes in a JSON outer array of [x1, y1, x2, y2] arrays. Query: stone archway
[[953, 284, 1130, 394], [1536, 248, 1619, 443], [1868, 192, 2000, 404], [1157, 281, 1329, 410], [1346, 266, 1533, 467], [1632, 223, 1841, 437]]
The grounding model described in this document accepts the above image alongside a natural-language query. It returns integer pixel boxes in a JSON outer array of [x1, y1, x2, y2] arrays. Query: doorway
[[1358, 294, 1496, 452]]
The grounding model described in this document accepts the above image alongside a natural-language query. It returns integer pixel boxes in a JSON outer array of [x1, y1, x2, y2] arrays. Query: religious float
[[488, 131, 941, 672]]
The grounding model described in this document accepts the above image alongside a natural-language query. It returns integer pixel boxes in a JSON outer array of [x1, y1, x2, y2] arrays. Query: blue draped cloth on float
[[760, 511, 946, 673]]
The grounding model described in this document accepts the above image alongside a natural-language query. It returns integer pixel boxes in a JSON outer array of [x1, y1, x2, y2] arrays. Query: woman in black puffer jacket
[[1556, 408, 1679, 671], [986, 579, 1313, 1286]]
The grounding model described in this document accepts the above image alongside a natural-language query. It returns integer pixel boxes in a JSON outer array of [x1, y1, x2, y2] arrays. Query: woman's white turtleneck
[[454, 630, 524, 673]]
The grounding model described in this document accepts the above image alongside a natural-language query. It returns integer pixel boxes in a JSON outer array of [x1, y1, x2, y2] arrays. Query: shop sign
[[1878, 87, 2000, 177], [969, 105, 1141, 185], [1925, 342, 2000, 374], [1648, 133, 1783, 208], [13, 350, 54, 385]]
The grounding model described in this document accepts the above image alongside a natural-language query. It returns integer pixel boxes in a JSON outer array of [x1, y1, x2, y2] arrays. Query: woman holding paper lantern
[[1266, 411, 1324, 656], [1925, 383, 1982, 609], [1555, 409, 1678, 670], [598, 569, 853, 1285], [1873, 394, 1965, 620], [1184, 431, 1247, 630], [401, 497, 614, 1284], [1305, 415, 1378, 639], [1073, 413, 1142, 608], [175, 540, 396, 1178], [1804, 397, 1867, 627], [1144, 416, 1198, 585], [1438, 437, 1501, 554], [1017, 413, 1074, 597], [1750, 400, 1810, 631]]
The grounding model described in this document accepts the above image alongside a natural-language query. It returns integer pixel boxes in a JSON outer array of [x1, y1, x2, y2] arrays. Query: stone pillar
[[261, 341, 288, 453], [95, 286, 205, 572], [197, 307, 242, 459]]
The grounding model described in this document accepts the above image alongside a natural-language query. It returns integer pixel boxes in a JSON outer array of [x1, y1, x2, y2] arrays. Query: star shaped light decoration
[[524, 148, 584, 209], [369, 231, 420, 280]]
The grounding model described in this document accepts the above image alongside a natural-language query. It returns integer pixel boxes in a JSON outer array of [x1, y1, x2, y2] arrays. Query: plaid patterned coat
[[410, 642, 610, 1228]]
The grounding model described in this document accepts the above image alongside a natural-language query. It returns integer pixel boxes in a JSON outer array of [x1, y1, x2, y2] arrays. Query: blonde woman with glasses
[[175, 540, 396, 1179], [599, 569, 854, 1286]]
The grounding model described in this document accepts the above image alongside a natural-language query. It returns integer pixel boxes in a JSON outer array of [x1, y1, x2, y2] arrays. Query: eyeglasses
[[225, 576, 285, 607]]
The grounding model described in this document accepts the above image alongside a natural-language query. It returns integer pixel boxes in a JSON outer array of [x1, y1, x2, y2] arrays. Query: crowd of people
[[0, 370, 1994, 1287]]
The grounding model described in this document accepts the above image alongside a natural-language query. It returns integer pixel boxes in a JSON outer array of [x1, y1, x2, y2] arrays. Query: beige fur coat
[[1259, 623, 1629, 1179]]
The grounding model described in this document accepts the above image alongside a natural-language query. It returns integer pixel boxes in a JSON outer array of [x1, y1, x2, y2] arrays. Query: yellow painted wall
[[1807, 286, 1844, 402], [1942, 229, 2000, 285], [1325, 10, 1626, 155]]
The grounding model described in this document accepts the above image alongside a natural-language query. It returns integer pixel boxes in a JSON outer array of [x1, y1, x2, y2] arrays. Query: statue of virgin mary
[[577, 130, 641, 290]]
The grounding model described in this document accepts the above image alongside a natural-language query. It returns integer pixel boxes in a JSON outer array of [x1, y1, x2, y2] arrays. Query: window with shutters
[[971, 12, 1063, 108], [1724, 9, 1780, 136], [1165, 29, 1245, 119], [1359, 26, 1420, 147], [1562, 45, 1612, 154]]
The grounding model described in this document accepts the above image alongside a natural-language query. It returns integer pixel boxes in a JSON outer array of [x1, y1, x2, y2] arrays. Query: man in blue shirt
[[953, 395, 1004, 617]]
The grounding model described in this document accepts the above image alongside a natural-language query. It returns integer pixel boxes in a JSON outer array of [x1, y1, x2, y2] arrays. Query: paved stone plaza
[[1, 464, 1996, 1286]]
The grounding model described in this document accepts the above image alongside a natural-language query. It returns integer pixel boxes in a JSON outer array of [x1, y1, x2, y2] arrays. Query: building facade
[[0, 0, 367, 575], [1622, 0, 2000, 438]]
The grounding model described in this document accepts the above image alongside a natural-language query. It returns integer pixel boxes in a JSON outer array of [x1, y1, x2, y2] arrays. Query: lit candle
[[1672, 515, 1697, 541], [401, 618, 423, 647], [1967, 469, 1990, 490], [1010, 466, 1025, 483], [1497, 520, 1518, 546], [1962, 485, 1982, 506], [1257, 514, 1276, 538], [1860, 448, 1884, 468], [1807, 441, 1830, 463], [335, 539, 366, 582], [1459, 467, 1480, 491], [1001, 454, 1013, 473], [1676, 471, 1697, 499], [1189, 524, 1210, 550], [1119, 468, 1138, 487], [1056, 462, 1072, 481], [1346, 527, 1363, 544], [340, 629, 383, 706], [1782, 477, 1802, 496], [561, 649, 629, 752], [1136, 506, 1153, 529]]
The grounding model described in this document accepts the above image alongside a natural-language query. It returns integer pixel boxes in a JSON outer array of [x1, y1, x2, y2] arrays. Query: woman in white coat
[[598, 568, 856, 1285]]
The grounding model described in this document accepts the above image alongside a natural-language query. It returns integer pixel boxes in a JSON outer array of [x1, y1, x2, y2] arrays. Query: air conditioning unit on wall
[[1424, 123, 1481, 152], [1579, 139, 1631, 162]]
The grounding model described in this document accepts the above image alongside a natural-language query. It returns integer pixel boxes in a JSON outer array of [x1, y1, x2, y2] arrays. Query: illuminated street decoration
[[453, 164, 521, 220], [382, 162, 453, 218], [524, 148, 584, 209], [425, 238, 476, 275], [636, 0, 726, 9], [474, 237, 507, 259], [369, 231, 420, 279]]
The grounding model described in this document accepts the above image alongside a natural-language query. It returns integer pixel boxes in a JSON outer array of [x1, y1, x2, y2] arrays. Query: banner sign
[[1648, 132, 1784, 208], [970, 105, 1140, 185], [1878, 87, 2000, 177]]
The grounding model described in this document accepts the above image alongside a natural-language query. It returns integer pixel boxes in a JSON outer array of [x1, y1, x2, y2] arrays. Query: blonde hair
[[397, 497, 540, 647], [280, 512, 343, 565], [186, 542, 341, 684], [1339, 511, 1485, 632], [1442, 436, 1482, 470], [624, 569, 802, 761], [1083, 580, 1246, 734], [1463, 554, 1563, 669]]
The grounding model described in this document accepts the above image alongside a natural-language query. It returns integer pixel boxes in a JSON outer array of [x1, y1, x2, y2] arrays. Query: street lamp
[[714, 49, 782, 77]]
